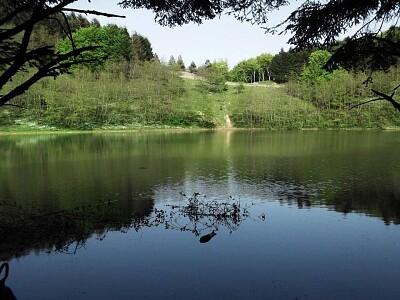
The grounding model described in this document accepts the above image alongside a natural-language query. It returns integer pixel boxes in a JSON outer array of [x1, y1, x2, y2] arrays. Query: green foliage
[[292, 49, 381, 110], [229, 84, 400, 129], [204, 59, 212, 68], [230, 86, 318, 129], [270, 48, 311, 83], [66, 12, 93, 32], [188, 61, 197, 73], [197, 60, 229, 92], [176, 55, 185, 70], [233, 83, 245, 94], [300, 50, 332, 84], [57, 25, 132, 70], [4, 60, 222, 129], [286, 64, 400, 114], [131, 32, 154, 61], [3, 63, 400, 130], [230, 58, 257, 83], [256, 53, 274, 81], [27, 12, 95, 51], [230, 53, 274, 83], [168, 55, 176, 66], [229, 62, 246, 82], [3, 47, 400, 131]]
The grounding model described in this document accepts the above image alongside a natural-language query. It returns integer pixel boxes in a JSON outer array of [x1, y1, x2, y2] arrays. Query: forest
[[1, 12, 400, 130]]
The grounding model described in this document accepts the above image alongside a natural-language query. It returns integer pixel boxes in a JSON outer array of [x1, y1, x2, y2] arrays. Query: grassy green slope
[[1, 68, 399, 131]]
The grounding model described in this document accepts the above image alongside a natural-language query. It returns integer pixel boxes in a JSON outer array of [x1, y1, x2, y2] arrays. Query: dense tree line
[[230, 50, 310, 84], [228, 23, 400, 115], [230, 53, 273, 83]]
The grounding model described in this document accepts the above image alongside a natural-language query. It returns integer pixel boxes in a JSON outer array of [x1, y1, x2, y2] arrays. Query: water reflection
[[0, 130, 399, 256], [0, 193, 257, 260], [1, 130, 400, 300]]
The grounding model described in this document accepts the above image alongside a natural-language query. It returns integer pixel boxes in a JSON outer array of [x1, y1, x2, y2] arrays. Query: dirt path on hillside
[[224, 114, 233, 128]]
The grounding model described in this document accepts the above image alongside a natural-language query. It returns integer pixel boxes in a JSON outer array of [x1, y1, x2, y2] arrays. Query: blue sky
[[69, 0, 302, 68]]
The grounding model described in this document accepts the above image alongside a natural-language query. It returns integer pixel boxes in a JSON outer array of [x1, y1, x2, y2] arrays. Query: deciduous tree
[[197, 59, 229, 92], [300, 50, 332, 85], [57, 24, 132, 70], [256, 53, 273, 81]]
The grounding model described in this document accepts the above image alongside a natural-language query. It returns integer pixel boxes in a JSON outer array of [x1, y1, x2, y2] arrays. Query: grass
[[230, 85, 319, 128]]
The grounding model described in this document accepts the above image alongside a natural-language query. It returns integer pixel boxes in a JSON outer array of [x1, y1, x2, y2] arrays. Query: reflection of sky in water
[[7, 201, 400, 300], [152, 171, 335, 207]]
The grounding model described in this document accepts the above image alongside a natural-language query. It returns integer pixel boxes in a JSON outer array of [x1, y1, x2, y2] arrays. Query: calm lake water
[[0, 130, 399, 300]]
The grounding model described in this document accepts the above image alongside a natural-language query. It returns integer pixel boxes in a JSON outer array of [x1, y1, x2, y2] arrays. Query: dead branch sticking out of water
[[165, 193, 252, 236]]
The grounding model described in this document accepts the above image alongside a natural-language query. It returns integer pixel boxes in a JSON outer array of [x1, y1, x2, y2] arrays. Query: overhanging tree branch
[[371, 89, 400, 111], [0, 46, 98, 106], [0, 0, 76, 41], [350, 89, 400, 112], [0, 0, 125, 107], [349, 97, 385, 110], [61, 8, 126, 19]]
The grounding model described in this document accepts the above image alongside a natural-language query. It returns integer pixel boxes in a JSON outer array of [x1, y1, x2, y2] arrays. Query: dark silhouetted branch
[[62, 8, 126, 19], [371, 89, 400, 112], [350, 89, 400, 112], [0, 46, 98, 106]]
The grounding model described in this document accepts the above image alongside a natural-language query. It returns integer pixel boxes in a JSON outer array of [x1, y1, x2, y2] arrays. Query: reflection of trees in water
[[166, 193, 252, 235], [273, 182, 314, 209], [98, 193, 254, 242], [0, 194, 255, 261], [0, 199, 144, 260], [330, 188, 400, 225], [271, 179, 400, 225]]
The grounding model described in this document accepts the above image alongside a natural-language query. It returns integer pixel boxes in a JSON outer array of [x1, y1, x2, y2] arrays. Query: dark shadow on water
[[0, 197, 154, 260], [199, 231, 217, 243], [0, 193, 256, 261], [0, 263, 17, 300]]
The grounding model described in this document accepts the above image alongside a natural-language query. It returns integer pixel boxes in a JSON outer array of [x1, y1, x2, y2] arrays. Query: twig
[[62, 8, 126, 19], [349, 97, 385, 110]]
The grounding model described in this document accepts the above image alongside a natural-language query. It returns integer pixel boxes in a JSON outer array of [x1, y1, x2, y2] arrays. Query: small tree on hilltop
[[168, 55, 176, 66], [176, 55, 185, 70], [189, 61, 197, 73]]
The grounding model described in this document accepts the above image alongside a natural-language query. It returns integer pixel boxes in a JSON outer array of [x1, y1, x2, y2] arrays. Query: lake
[[0, 130, 399, 300]]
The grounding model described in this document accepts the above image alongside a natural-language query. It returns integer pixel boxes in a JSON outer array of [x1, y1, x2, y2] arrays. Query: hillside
[[1, 64, 399, 132]]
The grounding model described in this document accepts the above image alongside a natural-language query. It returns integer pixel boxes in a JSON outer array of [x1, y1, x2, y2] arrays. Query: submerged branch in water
[[0, 193, 261, 260]]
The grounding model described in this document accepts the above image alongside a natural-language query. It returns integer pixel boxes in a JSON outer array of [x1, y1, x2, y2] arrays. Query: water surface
[[0, 130, 399, 299]]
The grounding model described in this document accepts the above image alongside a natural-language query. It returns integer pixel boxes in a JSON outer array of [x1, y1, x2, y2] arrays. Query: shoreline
[[1, 126, 399, 136]]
